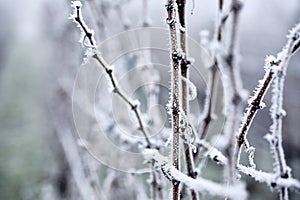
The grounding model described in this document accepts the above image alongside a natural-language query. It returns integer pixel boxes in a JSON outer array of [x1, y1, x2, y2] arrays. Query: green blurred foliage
[[0, 40, 47, 200]]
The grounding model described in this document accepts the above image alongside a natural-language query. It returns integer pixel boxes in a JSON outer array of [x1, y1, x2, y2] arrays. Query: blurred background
[[0, 0, 299, 199]]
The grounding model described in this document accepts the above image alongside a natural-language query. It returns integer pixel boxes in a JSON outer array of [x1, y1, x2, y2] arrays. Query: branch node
[[271, 182, 277, 187], [232, 1, 243, 12], [232, 93, 242, 106], [131, 104, 138, 110]]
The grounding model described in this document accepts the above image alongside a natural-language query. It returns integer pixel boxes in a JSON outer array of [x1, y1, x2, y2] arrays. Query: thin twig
[[144, 149, 247, 200], [196, 140, 228, 166], [234, 22, 300, 169], [238, 165, 300, 192], [234, 59, 276, 167], [268, 23, 300, 200], [198, 0, 224, 140], [234, 22, 300, 199], [198, 63, 218, 140], [176, 0, 198, 199], [92, 54, 152, 147], [221, 0, 244, 184], [167, 165, 247, 200], [165, 0, 181, 199], [70, 1, 152, 148]]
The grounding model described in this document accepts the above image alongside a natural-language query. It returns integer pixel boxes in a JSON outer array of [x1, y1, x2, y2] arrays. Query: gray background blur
[[0, 0, 299, 199]]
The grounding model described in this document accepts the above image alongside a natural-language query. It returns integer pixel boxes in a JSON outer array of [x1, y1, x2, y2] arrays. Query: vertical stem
[[271, 27, 300, 198], [151, 168, 157, 200], [199, 64, 218, 140], [166, 0, 180, 199], [216, 0, 224, 41], [268, 23, 300, 200], [176, 0, 198, 200], [198, 0, 224, 140], [222, 0, 244, 184], [271, 57, 289, 200]]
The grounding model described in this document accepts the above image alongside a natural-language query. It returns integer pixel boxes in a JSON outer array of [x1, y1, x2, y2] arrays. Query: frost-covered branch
[[234, 21, 300, 166], [234, 22, 300, 199], [168, 165, 247, 200], [176, 0, 198, 199], [70, 1, 152, 147], [234, 57, 277, 168], [198, 0, 224, 140], [197, 140, 228, 166], [143, 149, 247, 200], [267, 22, 300, 200], [221, 0, 245, 183], [198, 64, 218, 140], [238, 165, 300, 192], [70, 1, 96, 47], [165, 0, 181, 198]]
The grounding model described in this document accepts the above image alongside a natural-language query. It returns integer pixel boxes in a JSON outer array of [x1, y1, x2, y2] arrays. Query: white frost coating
[[268, 23, 300, 196], [82, 48, 98, 65], [178, 111, 198, 152], [188, 57, 195, 65], [178, 23, 186, 32], [198, 140, 228, 165], [259, 102, 266, 109], [264, 133, 272, 143], [280, 109, 287, 117], [107, 64, 115, 71], [238, 165, 300, 191], [199, 30, 210, 46], [288, 23, 300, 39], [143, 148, 247, 199], [132, 99, 141, 107], [69, 1, 97, 47], [168, 166, 247, 200], [72, 1, 82, 7], [238, 165, 273, 184], [164, 132, 172, 148], [143, 149, 169, 167], [235, 55, 277, 168], [265, 55, 277, 69], [181, 77, 197, 101], [245, 146, 256, 169]]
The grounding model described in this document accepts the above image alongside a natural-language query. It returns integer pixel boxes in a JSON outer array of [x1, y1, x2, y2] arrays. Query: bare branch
[[144, 149, 247, 200], [234, 58, 276, 167], [197, 140, 228, 166], [268, 22, 300, 200], [234, 22, 300, 200], [165, 0, 181, 198], [176, 0, 198, 199], [220, 0, 245, 184], [238, 165, 300, 192], [198, 0, 224, 140], [167, 165, 247, 200], [234, 21, 300, 169], [70, 1, 152, 148]]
